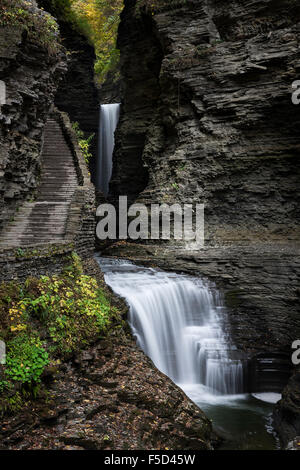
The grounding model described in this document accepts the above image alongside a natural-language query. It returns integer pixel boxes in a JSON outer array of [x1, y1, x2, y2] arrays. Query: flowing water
[[97, 103, 120, 196], [98, 256, 279, 449]]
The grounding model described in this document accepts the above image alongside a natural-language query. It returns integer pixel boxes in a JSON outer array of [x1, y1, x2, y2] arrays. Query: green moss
[[14, 242, 74, 260]]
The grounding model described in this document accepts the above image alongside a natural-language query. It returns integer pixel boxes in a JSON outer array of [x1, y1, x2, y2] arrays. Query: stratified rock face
[[52, 23, 100, 182], [113, 0, 300, 243], [274, 368, 300, 448], [0, 17, 66, 234]]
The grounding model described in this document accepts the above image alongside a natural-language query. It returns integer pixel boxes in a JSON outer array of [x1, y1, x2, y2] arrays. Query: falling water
[[97, 103, 120, 196], [99, 257, 244, 397]]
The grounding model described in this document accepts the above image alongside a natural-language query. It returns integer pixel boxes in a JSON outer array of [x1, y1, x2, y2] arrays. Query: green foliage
[[24, 273, 111, 355], [40, 0, 75, 21], [5, 335, 49, 384], [71, 122, 94, 165], [95, 47, 120, 85], [0, 0, 61, 55], [69, 0, 123, 84], [0, 252, 116, 413]]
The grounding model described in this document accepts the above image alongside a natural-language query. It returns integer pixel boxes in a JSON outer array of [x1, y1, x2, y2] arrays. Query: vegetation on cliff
[[72, 121, 95, 165], [40, 0, 123, 83], [70, 0, 123, 84], [0, 0, 61, 55], [0, 253, 119, 414]]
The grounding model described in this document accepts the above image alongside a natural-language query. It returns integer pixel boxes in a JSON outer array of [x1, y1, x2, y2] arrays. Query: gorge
[[0, 0, 299, 453], [99, 257, 279, 450]]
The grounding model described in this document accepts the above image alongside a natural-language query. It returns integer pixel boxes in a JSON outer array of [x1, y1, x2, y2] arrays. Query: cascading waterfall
[[99, 257, 244, 397], [97, 103, 120, 196]]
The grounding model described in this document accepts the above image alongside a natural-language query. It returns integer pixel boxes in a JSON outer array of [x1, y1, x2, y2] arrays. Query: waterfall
[[97, 103, 120, 196], [99, 257, 244, 397]]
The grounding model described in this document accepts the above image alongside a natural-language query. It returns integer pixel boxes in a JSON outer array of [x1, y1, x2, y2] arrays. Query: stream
[[97, 256, 280, 450]]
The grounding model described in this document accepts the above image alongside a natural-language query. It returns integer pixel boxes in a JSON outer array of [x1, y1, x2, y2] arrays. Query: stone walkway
[[0, 119, 78, 248]]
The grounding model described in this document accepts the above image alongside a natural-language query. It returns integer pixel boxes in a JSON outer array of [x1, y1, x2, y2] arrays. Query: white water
[[97, 103, 120, 196], [99, 257, 244, 399], [252, 393, 281, 404]]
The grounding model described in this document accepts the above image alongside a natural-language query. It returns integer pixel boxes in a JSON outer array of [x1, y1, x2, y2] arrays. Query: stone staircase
[[0, 118, 78, 248]]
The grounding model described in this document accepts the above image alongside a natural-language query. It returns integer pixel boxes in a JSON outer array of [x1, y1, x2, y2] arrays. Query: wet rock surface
[[274, 368, 300, 448], [0, 332, 214, 450]]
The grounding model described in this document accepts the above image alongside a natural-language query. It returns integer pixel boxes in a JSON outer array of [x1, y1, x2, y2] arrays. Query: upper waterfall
[[97, 103, 120, 196]]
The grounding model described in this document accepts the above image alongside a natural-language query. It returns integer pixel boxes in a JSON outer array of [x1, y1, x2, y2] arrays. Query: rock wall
[[112, 0, 300, 243], [109, 0, 163, 204], [0, 14, 66, 235], [53, 23, 100, 182], [38, 0, 100, 184]]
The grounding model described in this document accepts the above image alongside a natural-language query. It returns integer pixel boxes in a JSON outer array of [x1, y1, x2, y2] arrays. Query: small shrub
[[0, 252, 116, 413], [72, 122, 94, 165], [0, 0, 61, 56], [5, 335, 49, 384]]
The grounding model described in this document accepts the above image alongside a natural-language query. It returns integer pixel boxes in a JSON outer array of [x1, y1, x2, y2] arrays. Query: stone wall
[[54, 109, 96, 259]]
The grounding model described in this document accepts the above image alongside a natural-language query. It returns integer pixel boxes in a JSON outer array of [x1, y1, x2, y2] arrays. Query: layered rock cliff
[[37, 0, 100, 183], [0, 2, 66, 234], [0, 2, 216, 451], [112, 0, 300, 243]]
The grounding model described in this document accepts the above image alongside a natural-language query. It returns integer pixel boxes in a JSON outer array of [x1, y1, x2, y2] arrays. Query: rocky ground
[[0, 331, 214, 451]]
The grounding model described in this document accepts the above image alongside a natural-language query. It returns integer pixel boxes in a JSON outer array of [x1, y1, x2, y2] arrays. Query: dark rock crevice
[[109, 1, 164, 204]]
